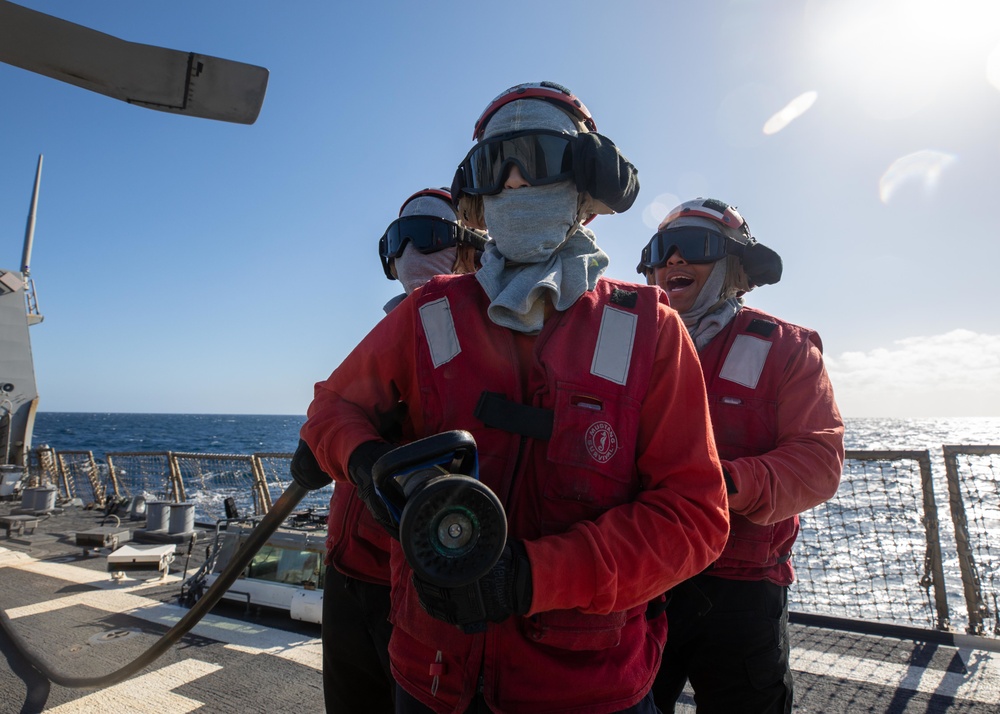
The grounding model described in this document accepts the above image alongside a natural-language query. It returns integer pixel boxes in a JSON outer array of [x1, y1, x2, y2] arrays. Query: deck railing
[[19, 444, 1000, 638]]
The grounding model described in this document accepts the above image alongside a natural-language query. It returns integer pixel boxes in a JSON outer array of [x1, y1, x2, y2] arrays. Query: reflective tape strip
[[591, 305, 636, 385], [419, 297, 461, 368], [719, 334, 772, 389]]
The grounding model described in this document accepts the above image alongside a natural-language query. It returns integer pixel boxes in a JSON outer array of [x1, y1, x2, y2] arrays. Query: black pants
[[652, 574, 792, 714], [396, 684, 661, 713], [322, 565, 394, 714]]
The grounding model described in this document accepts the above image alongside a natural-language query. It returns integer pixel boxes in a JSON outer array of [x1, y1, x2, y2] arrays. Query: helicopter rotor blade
[[0, 0, 268, 124]]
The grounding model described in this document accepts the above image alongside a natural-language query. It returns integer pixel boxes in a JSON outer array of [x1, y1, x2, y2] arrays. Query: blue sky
[[2, 0, 999, 417]]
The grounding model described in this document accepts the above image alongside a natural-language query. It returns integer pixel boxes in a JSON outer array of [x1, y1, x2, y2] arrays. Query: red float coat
[[323, 303, 412, 584], [697, 306, 844, 585], [324, 476, 392, 583], [301, 273, 729, 714]]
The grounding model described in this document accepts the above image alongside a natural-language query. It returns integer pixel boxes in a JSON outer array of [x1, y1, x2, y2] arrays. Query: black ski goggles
[[379, 216, 475, 279], [636, 226, 743, 274], [458, 129, 575, 195]]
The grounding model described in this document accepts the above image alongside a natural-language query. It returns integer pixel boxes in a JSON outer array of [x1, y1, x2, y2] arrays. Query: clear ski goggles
[[459, 129, 575, 195], [636, 225, 741, 273], [379, 216, 469, 279]]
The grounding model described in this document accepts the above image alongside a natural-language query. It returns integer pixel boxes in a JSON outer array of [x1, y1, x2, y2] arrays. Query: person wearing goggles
[[637, 198, 844, 714], [304, 186, 486, 714], [298, 82, 729, 714], [378, 187, 487, 313]]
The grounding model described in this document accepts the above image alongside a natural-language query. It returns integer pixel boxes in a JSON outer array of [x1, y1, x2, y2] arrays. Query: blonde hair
[[720, 255, 753, 298], [452, 243, 479, 274], [458, 194, 486, 230]]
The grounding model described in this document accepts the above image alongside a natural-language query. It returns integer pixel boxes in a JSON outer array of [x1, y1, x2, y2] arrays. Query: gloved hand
[[721, 464, 737, 495], [290, 439, 332, 490], [348, 439, 398, 538], [413, 542, 533, 632], [478, 541, 532, 622]]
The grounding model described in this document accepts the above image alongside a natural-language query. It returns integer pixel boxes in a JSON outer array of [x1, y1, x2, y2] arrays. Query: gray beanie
[[482, 99, 579, 140], [401, 194, 457, 221]]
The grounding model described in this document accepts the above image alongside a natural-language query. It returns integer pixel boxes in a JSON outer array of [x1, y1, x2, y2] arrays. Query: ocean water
[[842, 416, 1000, 451], [31, 412, 1000, 457], [32, 412, 305, 459]]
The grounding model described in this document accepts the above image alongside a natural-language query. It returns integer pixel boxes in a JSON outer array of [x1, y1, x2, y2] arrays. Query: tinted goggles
[[636, 226, 741, 273], [379, 216, 474, 279], [459, 129, 575, 195]]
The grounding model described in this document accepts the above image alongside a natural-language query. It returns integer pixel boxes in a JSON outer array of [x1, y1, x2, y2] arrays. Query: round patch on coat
[[586, 421, 619, 463]]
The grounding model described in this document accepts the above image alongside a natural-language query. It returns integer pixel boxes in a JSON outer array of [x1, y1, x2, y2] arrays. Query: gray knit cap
[[401, 195, 457, 221], [482, 99, 579, 140]]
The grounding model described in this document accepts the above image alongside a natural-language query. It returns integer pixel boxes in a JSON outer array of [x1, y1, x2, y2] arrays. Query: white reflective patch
[[419, 297, 461, 368], [591, 306, 636, 385], [719, 334, 772, 389]]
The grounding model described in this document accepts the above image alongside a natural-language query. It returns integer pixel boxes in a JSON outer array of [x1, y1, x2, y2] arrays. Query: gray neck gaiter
[[689, 296, 743, 351], [482, 181, 579, 263], [394, 244, 457, 296], [681, 259, 728, 329], [476, 221, 608, 333], [680, 259, 743, 350]]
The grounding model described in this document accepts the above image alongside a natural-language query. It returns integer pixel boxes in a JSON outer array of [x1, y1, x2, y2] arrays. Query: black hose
[[0, 481, 309, 689]]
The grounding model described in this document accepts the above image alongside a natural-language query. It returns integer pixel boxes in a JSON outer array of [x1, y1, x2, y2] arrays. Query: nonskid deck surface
[[0, 504, 997, 713], [0, 502, 324, 713]]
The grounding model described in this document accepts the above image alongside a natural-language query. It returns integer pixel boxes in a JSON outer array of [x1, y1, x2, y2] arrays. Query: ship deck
[[0, 502, 997, 714]]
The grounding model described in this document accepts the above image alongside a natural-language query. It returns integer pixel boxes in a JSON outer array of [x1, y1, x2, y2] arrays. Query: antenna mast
[[21, 154, 42, 277]]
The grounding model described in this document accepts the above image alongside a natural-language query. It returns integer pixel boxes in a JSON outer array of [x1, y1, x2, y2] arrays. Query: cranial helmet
[[399, 187, 457, 219], [471, 81, 598, 140], [378, 187, 488, 281], [659, 197, 783, 287], [451, 81, 640, 223]]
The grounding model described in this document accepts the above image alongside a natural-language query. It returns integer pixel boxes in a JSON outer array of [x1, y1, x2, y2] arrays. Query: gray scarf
[[476, 226, 608, 333], [690, 296, 743, 351]]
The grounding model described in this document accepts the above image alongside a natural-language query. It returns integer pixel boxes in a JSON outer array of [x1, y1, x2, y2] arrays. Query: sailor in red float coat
[[301, 82, 729, 714], [328, 187, 486, 586], [320, 188, 485, 714], [698, 306, 844, 585], [302, 272, 728, 713], [639, 197, 844, 714]]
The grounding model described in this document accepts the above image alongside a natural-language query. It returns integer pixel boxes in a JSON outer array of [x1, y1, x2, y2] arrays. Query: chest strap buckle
[[474, 391, 554, 440]]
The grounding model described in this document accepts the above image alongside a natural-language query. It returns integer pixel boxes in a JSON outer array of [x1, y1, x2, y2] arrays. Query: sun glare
[[808, 0, 1000, 120], [988, 44, 1000, 92]]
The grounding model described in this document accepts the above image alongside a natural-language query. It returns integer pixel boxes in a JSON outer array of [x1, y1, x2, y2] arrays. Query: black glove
[[290, 439, 332, 490], [413, 542, 533, 633], [721, 465, 737, 495], [347, 440, 398, 538]]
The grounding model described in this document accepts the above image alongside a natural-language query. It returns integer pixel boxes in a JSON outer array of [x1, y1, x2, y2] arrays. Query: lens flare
[[878, 150, 956, 203], [643, 193, 680, 230], [763, 91, 819, 135]]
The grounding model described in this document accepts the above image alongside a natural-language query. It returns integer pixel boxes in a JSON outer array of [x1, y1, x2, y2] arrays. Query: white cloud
[[825, 330, 1000, 417]]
